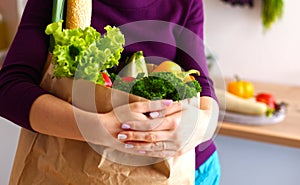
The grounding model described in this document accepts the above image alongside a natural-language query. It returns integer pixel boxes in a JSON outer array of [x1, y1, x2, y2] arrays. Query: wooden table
[[218, 81, 300, 148]]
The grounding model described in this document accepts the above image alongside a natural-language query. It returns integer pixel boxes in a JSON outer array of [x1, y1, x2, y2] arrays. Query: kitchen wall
[[1, 0, 300, 185], [203, 0, 300, 185], [204, 0, 300, 86]]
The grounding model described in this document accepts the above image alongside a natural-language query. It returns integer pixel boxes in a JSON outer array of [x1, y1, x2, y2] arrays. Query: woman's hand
[[31, 94, 181, 157], [88, 99, 179, 155], [116, 96, 219, 158], [30, 94, 218, 158]]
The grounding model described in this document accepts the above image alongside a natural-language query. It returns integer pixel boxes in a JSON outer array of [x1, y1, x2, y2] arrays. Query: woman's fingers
[[129, 99, 173, 113], [116, 106, 202, 156], [127, 141, 178, 151], [112, 99, 175, 123], [118, 130, 172, 143], [118, 129, 186, 151], [112, 100, 182, 131], [127, 99, 183, 118], [122, 141, 179, 158], [122, 111, 181, 131]]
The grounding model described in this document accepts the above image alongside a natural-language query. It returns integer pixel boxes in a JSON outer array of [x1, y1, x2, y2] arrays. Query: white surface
[[0, 118, 20, 185], [219, 109, 286, 125]]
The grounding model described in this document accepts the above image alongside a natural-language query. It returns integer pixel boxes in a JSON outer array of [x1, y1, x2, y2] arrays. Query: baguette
[[66, 0, 92, 29]]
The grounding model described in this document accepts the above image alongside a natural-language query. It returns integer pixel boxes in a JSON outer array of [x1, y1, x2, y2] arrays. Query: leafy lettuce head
[[45, 20, 125, 85]]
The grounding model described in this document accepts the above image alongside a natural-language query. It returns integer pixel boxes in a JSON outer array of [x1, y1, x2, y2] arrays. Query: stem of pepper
[[234, 74, 241, 82]]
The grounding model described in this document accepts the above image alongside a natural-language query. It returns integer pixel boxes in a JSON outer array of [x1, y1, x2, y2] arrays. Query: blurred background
[[0, 0, 27, 64], [206, 1, 300, 184], [0, 0, 300, 184], [205, 0, 300, 86]]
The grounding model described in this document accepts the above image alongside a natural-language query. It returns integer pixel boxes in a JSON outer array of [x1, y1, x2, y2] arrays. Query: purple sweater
[[0, 0, 216, 168]]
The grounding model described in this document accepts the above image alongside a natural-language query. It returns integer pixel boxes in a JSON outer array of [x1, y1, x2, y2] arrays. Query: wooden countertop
[[218, 81, 300, 148]]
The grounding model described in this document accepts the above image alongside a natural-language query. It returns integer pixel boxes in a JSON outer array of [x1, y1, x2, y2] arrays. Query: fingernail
[[125, 144, 134, 149], [149, 111, 160, 118], [121, 123, 131, 129], [117, 134, 127, 140], [138, 150, 146, 154], [163, 100, 173, 106]]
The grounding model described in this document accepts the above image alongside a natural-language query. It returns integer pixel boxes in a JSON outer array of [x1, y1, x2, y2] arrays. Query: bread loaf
[[66, 0, 92, 29]]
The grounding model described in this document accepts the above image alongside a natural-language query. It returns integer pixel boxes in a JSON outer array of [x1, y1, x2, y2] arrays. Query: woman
[[0, 0, 220, 184]]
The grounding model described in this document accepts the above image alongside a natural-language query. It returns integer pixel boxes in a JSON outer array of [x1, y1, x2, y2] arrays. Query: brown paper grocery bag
[[10, 129, 195, 185], [9, 55, 197, 185]]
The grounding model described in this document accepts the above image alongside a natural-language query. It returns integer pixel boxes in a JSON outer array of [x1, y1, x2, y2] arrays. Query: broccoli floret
[[112, 72, 201, 101]]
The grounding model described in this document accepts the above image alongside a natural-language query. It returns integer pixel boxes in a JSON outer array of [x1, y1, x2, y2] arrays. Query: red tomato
[[256, 93, 276, 109], [101, 72, 112, 87], [121, 76, 135, 82]]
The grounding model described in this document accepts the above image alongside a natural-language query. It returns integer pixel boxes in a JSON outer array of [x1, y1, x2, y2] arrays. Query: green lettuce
[[45, 20, 125, 85]]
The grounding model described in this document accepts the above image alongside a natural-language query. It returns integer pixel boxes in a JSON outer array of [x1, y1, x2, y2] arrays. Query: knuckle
[[125, 132, 134, 140], [145, 133, 157, 142], [130, 102, 142, 110], [151, 142, 160, 150], [130, 101, 153, 113]]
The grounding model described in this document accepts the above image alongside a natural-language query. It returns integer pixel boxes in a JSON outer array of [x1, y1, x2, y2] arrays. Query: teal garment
[[195, 151, 221, 185]]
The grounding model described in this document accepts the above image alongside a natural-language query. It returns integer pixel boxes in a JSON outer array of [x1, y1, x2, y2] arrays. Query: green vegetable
[[112, 72, 201, 101], [45, 21, 125, 85], [76, 25, 125, 84], [52, 0, 65, 23], [262, 0, 284, 29], [122, 50, 148, 78], [49, 0, 66, 52]]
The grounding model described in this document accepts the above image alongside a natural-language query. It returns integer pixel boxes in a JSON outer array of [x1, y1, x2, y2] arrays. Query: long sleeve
[[173, 0, 218, 167], [0, 0, 52, 130], [175, 0, 217, 101]]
